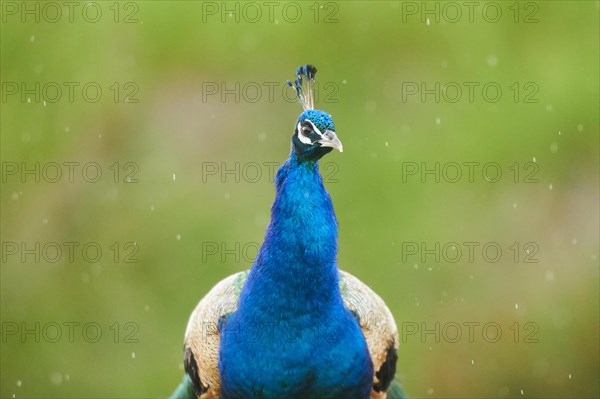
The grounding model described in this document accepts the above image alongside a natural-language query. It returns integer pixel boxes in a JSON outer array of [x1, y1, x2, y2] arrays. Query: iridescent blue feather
[[172, 65, 406, 399]]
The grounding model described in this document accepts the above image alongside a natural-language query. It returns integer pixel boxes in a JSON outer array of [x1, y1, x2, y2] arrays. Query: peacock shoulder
[[183, 271, 248, 399], [183, 269, 399, 399]]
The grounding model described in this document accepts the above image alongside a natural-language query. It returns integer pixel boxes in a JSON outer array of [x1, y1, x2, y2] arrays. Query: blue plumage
[[216, 65, 372, 398], [172, 65, 407, 399], [219, 149, 372, 399], [300, 109, 336, 132]]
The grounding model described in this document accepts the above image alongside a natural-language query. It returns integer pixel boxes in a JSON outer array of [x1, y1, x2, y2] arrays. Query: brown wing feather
[[338, 270, 399, 398], [184, 271, 248, 399]]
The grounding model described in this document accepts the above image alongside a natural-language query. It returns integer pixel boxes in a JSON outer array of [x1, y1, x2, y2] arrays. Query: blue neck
[[219, 150, 374, 399], [237, 150, 342, 321]]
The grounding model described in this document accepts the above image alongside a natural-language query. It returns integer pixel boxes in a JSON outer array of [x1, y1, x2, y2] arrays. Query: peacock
[[171, 65, 408, 399]]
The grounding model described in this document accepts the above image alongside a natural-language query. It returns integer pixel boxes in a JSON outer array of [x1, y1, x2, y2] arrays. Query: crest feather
[[287, 64, 317, 111]]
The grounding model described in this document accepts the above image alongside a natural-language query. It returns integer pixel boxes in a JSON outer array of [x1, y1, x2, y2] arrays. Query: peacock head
[[288, 65, 343, 162]]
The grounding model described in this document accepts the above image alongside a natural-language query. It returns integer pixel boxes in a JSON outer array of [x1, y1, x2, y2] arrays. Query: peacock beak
[[318, 130, 343, 152]]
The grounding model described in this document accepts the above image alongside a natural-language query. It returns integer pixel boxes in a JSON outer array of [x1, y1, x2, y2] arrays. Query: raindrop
[[43, 100, 47, 107], [521, 389, 524, 395], [426, 18, 430, 25], [413, 264, 419, 269], [30, 35, 35, 42], [471, 359, 475, 365], [131, 352, 136, 359], [150, 205, 155, 212], [512, 203, 517, 209], [50, 372, 62, 386], [568, 373, 572, 379], [342, 79, 347, 84], [435, 117, 441, 125], [486, 54, 498, 67], [385, 141, 389, 147], [571, 238, 577, 245], [549, 184, 553, 190], [65, 127, 70, 132], [172, 173, 176, 181], [42, 218, 48, 224], [532, 156, 536, 162], [176, 234, 181, 241], [16, 380, 22, 387], [515, 303, 519, 310]]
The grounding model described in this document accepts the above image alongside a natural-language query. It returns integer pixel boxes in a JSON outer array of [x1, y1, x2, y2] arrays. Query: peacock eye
[[301, 124, 313, 137]]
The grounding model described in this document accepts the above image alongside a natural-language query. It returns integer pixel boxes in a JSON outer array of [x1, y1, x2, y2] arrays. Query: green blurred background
[[1, 1, 598, 398]]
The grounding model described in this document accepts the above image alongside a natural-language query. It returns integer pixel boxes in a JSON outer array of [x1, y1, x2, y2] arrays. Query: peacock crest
[[287, 64, 318, 111]]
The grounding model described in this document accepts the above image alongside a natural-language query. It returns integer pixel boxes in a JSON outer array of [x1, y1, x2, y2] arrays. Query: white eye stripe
[[296, 120, 325, 145], [297, 122, 312, 145]]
